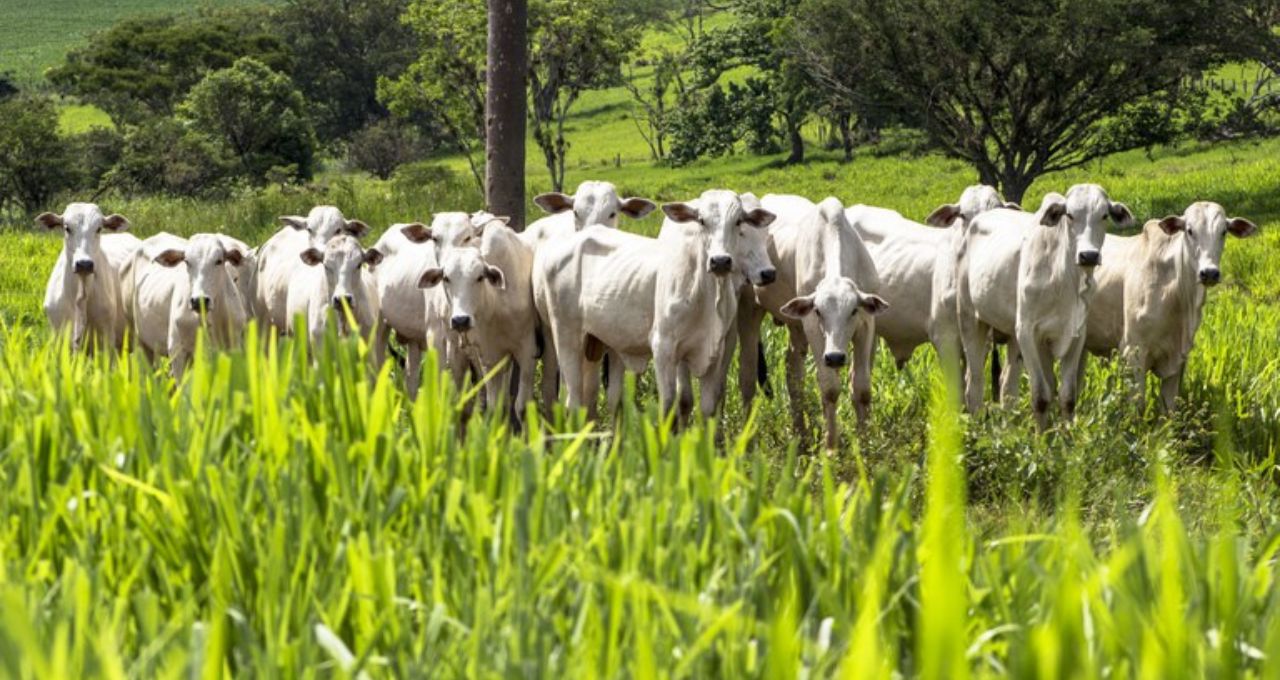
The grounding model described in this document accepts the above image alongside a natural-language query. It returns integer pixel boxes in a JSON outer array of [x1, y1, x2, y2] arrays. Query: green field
[[0, 0, 274, 83]]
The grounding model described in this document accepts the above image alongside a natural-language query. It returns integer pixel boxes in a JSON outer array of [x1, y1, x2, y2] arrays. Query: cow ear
[[534, 193, 574, 214], [280, 215, 308, 231], [417, 268, 444, 289], [300, 248, 324, 266], [343, 219, 369, 238], [362, 248, 384, 267], [1038, 194, 1068, 227], [662, 202, 699, 223], [224, 249, 244, 267], [859, 295, 890, 316], [154, 249, 186, 267], [780, 295, 816, 319], [619, 197, 656, 219], [1003, 201, 1022, 211], [1227, 217, 1258, 238], [925, 203, 962, 227], [490, 215, 511, 226], [744, 208, 776, 229], [102, 214, 130, 232], [484, 265, 506, 290], [35, 212, 63, 229], [400, 223, 432, 243], [1109, 202, 1134, 227], [1157, 215, 1186, 235]]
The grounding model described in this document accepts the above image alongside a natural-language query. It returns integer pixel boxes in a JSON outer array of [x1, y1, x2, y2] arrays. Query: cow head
[[153, 234, 245, 312], [279, 206, 368, 246], [925, 185, 1019, 228], [1170, 202, 1258, 287], [663, 190, 775, 277], [737, 193, 777, 287], [402, 212, 478, 253], [1041, 184, 1132, 269], [780, 277, 888, 367], [415, 247, 505, 333], [298, 235, 382, 315], [37, 203, 130, 276], [534, 180, 656, 229]]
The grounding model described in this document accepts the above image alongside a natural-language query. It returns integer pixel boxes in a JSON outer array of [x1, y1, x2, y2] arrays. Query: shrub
[[347, 119, 426, 180], [0, 97, 75, 216], [106, 119, 234, 198], [64, 127, 125, 194]]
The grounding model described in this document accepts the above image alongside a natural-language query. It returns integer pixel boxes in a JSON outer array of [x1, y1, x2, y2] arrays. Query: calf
[[526, 181, 656, 249], [533, 190, 774, 419], [751, 195, 887, 449], [1084, 202, 1257, 411], [39, 203, 134, 351], [286, 235, 382, 351], [256, 206, 369, 332], [956, 184, 1132, 429], [417, 219, 537, 420], [131, 234, 250, 379]]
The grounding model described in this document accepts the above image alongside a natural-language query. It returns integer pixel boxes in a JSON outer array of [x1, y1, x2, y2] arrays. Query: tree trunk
[[837, 112, 854, 162], [486, 0, 527, 230], [999, 172, 1033, 206], [785, 121, 804, 164]]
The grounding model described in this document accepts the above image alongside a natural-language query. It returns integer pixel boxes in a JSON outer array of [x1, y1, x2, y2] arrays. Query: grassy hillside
[[0, 0, 272, 83]]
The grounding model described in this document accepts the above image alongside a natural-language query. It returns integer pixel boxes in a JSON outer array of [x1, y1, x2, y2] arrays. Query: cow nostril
[[332, 295, 355, 307], [1199, 268, 1221, 285], [73, 260, 94, 274], [759, 268, 777, 285], [450, 315, 472, 331], [708, 255, 733, 274], [823, 352, 847, 368], [1077, 251, 1101, 267], [189, 297, 212, 311]]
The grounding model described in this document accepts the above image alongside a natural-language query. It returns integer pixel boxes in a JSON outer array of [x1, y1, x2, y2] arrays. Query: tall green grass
[[1, 324, 1278, 676]]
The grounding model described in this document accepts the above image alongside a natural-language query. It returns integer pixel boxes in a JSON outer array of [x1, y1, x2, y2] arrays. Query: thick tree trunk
[[486, 0, 527, 230], [837, 111, 854, 162], [786, 122, 805, 164]]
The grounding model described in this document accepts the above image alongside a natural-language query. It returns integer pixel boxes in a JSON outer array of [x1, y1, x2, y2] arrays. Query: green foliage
[[63, 126, 124, 195], [106, 119, 235, 198], [180, 57, 317, 185], [0, 71, 16, 100], [273, 0, 419, 141], [47, 9, 290, 123], [669, 86, 740, 165], [0, 96, 75, 216], [346, 118, 428, 180]]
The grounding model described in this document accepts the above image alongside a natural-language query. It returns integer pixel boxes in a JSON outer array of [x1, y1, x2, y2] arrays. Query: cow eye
[[64, 227, 71, 234], [609, 211, 617, 220], [443, 276, 451, 283], [476, 275, 485, 282], [215, 258, 224, 266]]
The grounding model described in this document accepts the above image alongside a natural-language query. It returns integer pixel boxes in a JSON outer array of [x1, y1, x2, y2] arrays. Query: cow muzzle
[[823, 351, 847, 368], [708, 255, 733, 275], [1199, 267, 1221, 286], [451, 314, 473, 332], [1077, 250, 1101, 267], [757, 268, 777, 286], [332, 295, 355, 308], [73, 259, 95, 275], [189, 296, 212, 312]]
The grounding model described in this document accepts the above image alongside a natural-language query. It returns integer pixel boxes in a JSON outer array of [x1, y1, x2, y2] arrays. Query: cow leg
[[1159, 365, 1183, 414], [738, 305, 765, 408], [807, 329, 843, 452], [1058, 336, 1087, 421], [1123, 346, 1149, 414], [1000, 340, 1023, 408], [1017, 328, 1052, 432], [582, 355, 602, 421], [675, 364, 695, 427], [605, 350, 625, 417], [930, 322, 964, 405], [784, 324, 810, 444], [405, 342, 423, 401], [850, 322, 876, 430], [958, 314, 990, 415], [540, 333, 560, 414], [513, 345, 536, 427], [653, 338, 680, 421]]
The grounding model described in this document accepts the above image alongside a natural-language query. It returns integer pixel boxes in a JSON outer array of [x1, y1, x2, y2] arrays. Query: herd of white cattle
[[39, 180, 1257, 446]]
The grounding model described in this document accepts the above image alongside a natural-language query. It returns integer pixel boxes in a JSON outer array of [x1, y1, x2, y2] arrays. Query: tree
[[180, 58, 317, 184], [796, 0, 1243, 202], [273, 0, 419, 141], [487, 0, 528, 227], [0, 98, 75, 216], [105, 120, 234, 197], [623, 49, 687, 161], [48, 10, 289, 124], [347, 118, 427, 179]]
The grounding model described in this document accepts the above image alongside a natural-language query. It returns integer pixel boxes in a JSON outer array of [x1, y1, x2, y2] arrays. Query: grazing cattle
[[285, 235, 382, 350], [371, 223, 451, 398], [1084, 202, 1257, 411], [417, 219, 537, 421], [747, 195, 886, 449], [130, 234, 250, 379], [525, 181, 656, 249], [256, 206, 369, 332], [956, 184, 1132, 429], [534, 190, 774, 419], [39, 203, 135, 351]]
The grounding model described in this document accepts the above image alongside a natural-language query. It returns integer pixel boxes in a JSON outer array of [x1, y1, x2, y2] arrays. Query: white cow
[[39, 203, 135, 351], [285, 235, 382, 351], [256, 206, 369, 333], [747, 195, 887, 449], [417, 218, 537, 421], [130, 234, 250, 379], [956, 184, 1132, 429], [1084, 202, 1257, 411], [526, 181, 656, 249], [533, 190, 774, 419]]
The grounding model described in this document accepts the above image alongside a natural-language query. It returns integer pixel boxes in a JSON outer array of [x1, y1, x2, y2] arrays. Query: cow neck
[[659, 223, 713, 303], [1032, 219, 1086, 297], [1143, 226, 1204, 356]]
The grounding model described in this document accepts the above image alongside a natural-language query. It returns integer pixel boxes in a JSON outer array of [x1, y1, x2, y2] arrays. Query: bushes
[[0, 97, 76, 216], [346, 118, 427, 179], [107, 120, 234, 198]]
